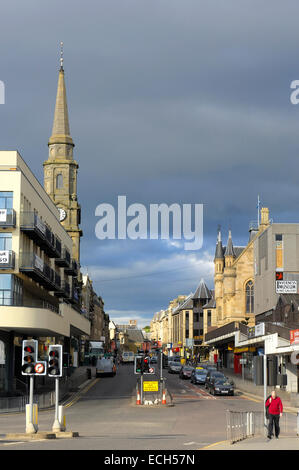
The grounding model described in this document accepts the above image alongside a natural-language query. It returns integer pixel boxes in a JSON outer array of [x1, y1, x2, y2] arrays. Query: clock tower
[[43, 47, 82, 263]]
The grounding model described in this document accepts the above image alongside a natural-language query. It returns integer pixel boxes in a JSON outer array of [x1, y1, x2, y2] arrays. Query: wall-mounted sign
[[0, 250, 9, 264], [276, 280, 297, 294], [290, 329, 299, 345], [0, 209, 7, 222]]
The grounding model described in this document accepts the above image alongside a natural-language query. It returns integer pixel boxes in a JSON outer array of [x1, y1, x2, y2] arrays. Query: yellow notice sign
[[143, 381, 159, 392]]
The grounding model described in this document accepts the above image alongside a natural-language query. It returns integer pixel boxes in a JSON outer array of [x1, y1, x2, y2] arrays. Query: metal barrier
[[226, 410, 288, 444], [0, 370, 89, 413]]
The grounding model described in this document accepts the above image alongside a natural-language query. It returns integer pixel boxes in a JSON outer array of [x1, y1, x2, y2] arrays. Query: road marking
[[199, 440, 229, 450], [64, 378, 100, 408]]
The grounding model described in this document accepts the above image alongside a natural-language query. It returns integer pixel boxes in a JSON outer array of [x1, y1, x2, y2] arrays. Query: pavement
[[202, 435, 299, 450]]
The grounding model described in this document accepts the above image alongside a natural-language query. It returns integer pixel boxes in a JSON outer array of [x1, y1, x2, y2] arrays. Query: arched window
[[56, 174, 63, 189], [245, 280, 254, 314]]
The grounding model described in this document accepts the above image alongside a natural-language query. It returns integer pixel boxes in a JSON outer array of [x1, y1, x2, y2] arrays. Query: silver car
[[96, 357, 116, 377], [168, 359, 182, 374]]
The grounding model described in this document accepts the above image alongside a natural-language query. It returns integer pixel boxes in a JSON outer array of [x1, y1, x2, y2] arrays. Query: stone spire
[[48, 49, 74, 157], [224, 230, 235, 257], [215, 227, 224, 260]]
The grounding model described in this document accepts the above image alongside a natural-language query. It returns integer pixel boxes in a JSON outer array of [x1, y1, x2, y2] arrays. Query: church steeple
[[48, 47, 74, 157], [44, 44, 82, 264]]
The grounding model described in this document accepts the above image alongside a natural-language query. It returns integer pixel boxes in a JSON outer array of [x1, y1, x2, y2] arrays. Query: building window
[[0, 233, 12, 251], [194, 313, 199, 322], [0, 274, 12, 305], [0, 192, 13, 209], [0, 275, 23, 306], [56, 174, 63, 189], [208, 310, 212, 327], [245, 280, 254, 314]]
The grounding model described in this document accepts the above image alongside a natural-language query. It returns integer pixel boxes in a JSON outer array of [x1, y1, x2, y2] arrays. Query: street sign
[[143, 381, 159, 392], [149, 367, 154, 374], [34, 361, 47, 375]]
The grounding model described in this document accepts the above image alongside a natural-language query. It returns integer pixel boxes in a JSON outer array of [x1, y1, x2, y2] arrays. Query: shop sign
[[234, 346, 256, 353], [290, 329, 299, 345], [248, 323, 265, 338], [276, 280, 297, 294]]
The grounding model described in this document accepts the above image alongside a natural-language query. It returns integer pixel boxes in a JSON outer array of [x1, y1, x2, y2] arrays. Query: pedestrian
[[265, 390, 283, 439]]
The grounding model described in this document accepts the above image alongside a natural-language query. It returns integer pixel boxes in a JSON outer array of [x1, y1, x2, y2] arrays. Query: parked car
[[208, 377, 235, 396], [191, 368, 208, 384], [150, 355, 158, 364], [205, 370, 226, 389], [96, 357, 116, 377], [168, 358, 182, 374], [179, 365, 194, 379]]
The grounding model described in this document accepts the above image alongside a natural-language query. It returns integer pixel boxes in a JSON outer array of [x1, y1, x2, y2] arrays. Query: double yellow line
[[64, 378, 100, 408]]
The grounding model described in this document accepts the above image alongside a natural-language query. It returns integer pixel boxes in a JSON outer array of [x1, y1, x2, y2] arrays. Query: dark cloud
[[1, 0, 299, 324]]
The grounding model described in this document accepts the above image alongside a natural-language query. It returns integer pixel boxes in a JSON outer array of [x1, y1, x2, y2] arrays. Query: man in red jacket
[[266, 390, 283, 439]]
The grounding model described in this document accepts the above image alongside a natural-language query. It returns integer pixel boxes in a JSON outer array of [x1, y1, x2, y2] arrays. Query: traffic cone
[[162, 389, 166, 405], [136, 389, 141, 405]]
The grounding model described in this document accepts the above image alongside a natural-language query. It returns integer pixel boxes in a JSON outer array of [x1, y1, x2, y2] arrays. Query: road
[[0, 363, 295, 450]]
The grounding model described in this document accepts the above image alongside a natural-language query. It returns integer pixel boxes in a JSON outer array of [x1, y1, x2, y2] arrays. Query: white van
[[121, 351, 135, 363]]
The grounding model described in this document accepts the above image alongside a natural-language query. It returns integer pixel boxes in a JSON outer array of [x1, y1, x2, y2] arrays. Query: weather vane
[[60, 41, 64, 70]]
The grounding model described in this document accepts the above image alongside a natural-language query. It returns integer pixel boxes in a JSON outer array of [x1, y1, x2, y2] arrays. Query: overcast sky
[[1, 0, 299, 327]]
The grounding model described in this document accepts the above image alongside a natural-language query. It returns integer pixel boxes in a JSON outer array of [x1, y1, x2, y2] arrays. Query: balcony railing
[[19, 252, 56, 291], [0, 250, 15, 269], [0, 297, 59, 314], [55, 247, 71, 268], [64, 259, 78, 276], [0, 208, 16, 228], [20, 212, 61, 258]]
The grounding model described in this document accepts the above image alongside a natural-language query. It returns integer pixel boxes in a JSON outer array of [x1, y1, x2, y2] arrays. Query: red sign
[[34, 363, 45, 374], [290, 329, 299, 345], [276, 272, 283, 281]]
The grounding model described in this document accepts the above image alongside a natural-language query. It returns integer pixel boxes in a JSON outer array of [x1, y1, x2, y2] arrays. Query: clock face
[[58, 208, 67, 222]]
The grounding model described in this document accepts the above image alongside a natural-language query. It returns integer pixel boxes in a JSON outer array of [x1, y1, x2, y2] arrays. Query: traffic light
[[134, 355, 143, 374], [142, 356, 150, 373], [48, 345, 63, 377], [22, 339, 38, 375], [63, 352, 70, 368]]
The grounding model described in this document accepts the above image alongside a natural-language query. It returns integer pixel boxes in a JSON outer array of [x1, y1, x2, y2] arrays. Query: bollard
[[136, 389, 141, 405], [58, 405, 66, 431], [26, 404, 38, 434]]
